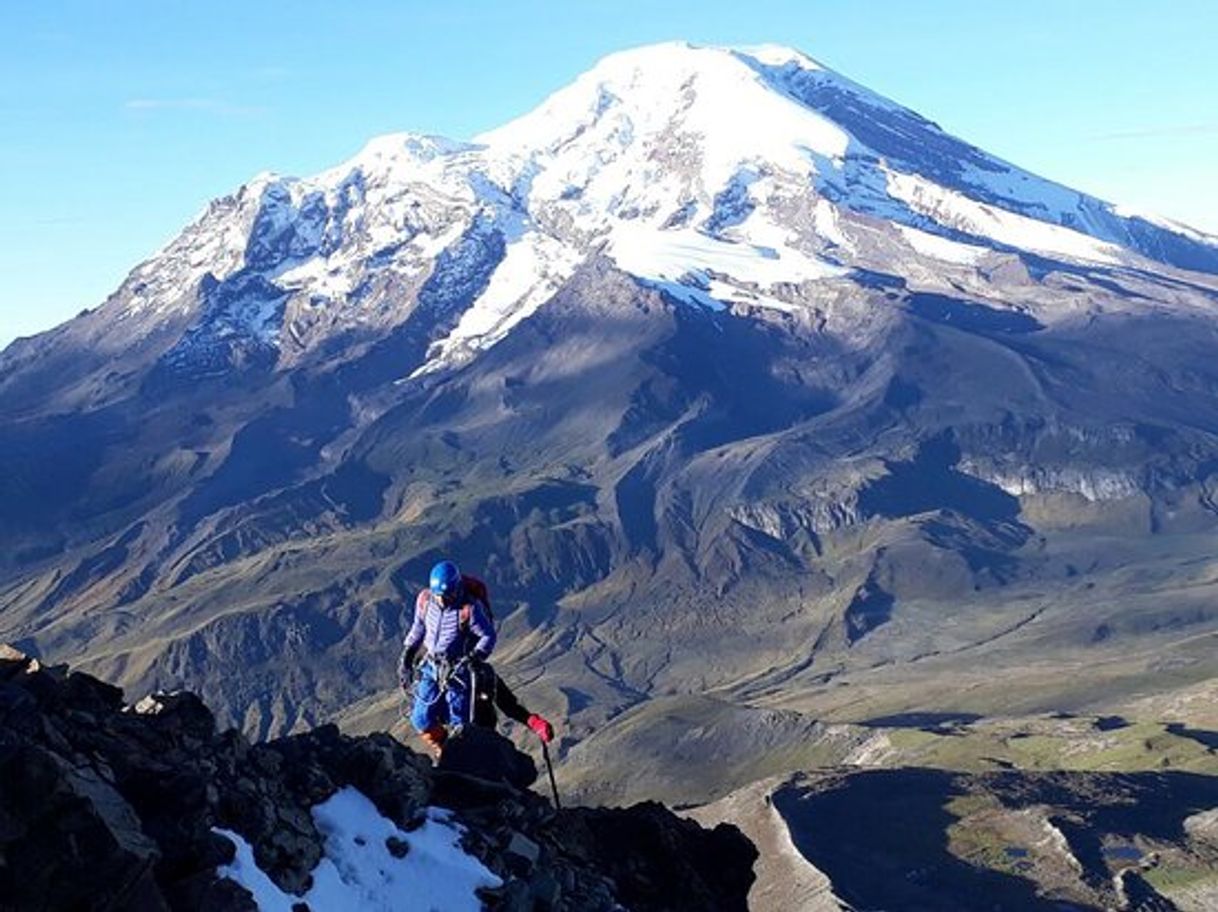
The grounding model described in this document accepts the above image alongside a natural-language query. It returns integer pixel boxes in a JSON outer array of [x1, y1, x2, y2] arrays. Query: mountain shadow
[[858, 432, 1022, 524], [773, 769, 1084, 911], [776, 768, 1218, 911], [906, 293, 1044, 336]]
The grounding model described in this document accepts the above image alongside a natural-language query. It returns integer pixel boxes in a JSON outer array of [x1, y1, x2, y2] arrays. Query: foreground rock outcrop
[[0, 644, 756, 911]]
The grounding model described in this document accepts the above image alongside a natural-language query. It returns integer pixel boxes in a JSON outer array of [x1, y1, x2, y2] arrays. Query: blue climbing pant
[[410, 659, 474, 732]]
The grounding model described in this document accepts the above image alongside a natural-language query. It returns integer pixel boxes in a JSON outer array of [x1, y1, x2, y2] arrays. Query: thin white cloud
[[123, 97, 266, 116]]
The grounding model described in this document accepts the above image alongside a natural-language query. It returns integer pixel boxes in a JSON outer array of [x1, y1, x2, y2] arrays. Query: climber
[[399, 561, 555, 754], [398, 559, 496, 757], [455, 575, 555, 744], [469, 660, 555, 744]]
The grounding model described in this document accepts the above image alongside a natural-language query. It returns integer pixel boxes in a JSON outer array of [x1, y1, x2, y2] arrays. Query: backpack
[[459, 573, 494, 623], [470, 661, 499, 728]]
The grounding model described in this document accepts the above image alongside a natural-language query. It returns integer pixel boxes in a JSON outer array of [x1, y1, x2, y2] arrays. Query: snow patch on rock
[[216, 787, 499, 912]]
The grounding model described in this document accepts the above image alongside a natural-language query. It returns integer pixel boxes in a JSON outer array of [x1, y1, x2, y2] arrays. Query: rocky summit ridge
[[0, 643, 755, 911]]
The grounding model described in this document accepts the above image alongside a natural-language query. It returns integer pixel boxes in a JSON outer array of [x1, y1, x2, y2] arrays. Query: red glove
[[527, 714, 555, 743]]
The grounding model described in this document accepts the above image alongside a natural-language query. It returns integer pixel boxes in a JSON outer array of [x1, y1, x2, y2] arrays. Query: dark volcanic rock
[[131, 690, 217, 739], [0, 744, 166, 912], [437, 724, 539, 791], [0, 646, 756, 911], [551, 802, 758, 912]]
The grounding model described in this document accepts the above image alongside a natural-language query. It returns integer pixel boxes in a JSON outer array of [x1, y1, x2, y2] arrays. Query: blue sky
[[2, 0, 1216, 347]]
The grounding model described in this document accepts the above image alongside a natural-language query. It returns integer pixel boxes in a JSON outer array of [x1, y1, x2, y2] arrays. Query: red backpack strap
[[462, 574, 492, 617], [415, 589, 431, 620]]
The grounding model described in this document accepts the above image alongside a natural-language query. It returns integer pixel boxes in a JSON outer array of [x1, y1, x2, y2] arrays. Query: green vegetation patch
[[876, 718, 1218, 776], [1143, 864, 1218, 894]]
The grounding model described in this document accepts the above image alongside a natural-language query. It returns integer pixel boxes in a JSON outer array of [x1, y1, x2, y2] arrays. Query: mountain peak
[[567, 40, 831, 82], [732, 42, 828, 70], [476, 40, 853, 171]]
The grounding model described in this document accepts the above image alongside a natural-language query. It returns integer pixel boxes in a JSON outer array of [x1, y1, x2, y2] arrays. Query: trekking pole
[[541, 740, 561, 810], [467, 659, 476, 727]]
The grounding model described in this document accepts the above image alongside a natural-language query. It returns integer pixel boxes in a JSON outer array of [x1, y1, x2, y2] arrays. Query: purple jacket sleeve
[[468, 600, 496, 659], [403, 597, 426, 651], [398, 598, 426, 688]]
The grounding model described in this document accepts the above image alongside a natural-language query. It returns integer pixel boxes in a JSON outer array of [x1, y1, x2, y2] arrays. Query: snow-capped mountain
[[4, 41, 1218, 759], [7, 42, 1214, 393]]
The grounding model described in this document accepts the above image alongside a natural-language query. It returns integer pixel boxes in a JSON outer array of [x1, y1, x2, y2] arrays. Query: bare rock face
[[0, 646, 757, 911], [552, 803, 758, 912]]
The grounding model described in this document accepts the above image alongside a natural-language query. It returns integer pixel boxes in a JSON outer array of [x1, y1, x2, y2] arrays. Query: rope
[[412, 655, 472, 709]]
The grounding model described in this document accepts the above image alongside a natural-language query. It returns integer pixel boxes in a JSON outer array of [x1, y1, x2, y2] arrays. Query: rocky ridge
[[0, 644, 756, 911]]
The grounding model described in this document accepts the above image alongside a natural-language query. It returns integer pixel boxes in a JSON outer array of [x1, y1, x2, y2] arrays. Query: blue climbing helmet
[[429, 560, 463, 605]]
